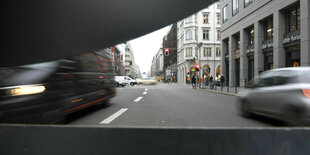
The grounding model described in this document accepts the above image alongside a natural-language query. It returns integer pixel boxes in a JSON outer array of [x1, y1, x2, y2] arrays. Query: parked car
[[114, 76, 127, 87], [115, 76, 137, 86], [237, 67, 310, 126], [0, 52, 116, 124], [137, 77, 157, 85]]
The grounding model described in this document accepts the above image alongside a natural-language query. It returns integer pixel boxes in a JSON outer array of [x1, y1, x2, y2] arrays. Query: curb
[[200, 88, 238, 97]]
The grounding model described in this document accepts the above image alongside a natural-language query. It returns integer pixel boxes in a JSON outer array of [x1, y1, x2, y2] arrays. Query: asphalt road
[[68, 83, 282, 127]]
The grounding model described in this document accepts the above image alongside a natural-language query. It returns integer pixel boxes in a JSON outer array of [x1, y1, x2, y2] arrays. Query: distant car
[[0, 52, 116, 124], [137, 77, 157, 85], [237, 67, 310, 126], [115, 76, 137, 86], [114, 76, 127, 87]]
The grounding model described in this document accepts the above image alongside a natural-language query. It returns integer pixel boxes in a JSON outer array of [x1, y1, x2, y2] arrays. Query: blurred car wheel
[[239, 99, 252, 118]]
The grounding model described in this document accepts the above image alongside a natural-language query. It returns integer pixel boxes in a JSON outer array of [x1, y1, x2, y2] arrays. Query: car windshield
[[1, 0, 309, 127], [2, 2, 310, 153]]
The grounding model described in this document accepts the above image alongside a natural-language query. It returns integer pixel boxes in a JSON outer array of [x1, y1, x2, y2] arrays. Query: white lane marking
[[145, 89, 148, 91], [143, 92, 147, 95], [100, 108, 128, 124], [134, 97, 143, 102]]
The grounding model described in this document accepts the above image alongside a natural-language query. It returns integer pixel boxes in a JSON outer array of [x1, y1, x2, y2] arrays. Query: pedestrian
[[209, 75, 213, 89], [220, 75, 225, 88], [192, 75, 196, 89], [203, 75, 207, 88]]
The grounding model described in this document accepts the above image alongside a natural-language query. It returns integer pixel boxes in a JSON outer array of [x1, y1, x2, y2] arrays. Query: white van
[[115, 76, 137, 86], [114, 76, 127, 87]]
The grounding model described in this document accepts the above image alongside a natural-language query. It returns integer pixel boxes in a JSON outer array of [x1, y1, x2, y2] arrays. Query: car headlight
[[4, 84, 46, 96]]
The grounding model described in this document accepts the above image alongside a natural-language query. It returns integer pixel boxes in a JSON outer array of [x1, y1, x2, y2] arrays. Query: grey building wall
[[221, 0, 310, 87]]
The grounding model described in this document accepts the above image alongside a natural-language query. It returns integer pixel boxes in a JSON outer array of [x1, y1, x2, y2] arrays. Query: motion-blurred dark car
[[0, 51, 115, 124], [237, 67, 310, 126]]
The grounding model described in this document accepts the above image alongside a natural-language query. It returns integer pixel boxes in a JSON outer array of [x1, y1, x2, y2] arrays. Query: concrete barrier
[[1, 125, 310, 155]]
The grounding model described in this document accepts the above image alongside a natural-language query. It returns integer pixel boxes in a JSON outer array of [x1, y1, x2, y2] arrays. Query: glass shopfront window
[[285, 45, 300, 67], [264, 17, 273, 40], [286, 5, 300, 32], [248, 26, 254, 45], [248, 56, 254, 85], [264, 51, 273, 71]]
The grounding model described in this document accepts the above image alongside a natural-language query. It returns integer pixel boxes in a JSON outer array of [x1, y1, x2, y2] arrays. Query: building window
[[185, 29, 192, 40], [244, 0, 253, 7], [186, 16, 192, 23], [217, 13, 221, 24], [203, 13, 209, 24], [217, 3, 221, 9], [216, 47, 221, 57], [286, 5, 300, 32], [264, 17, 273, 40], [222, 5, 228, 23], [203, 47, 212, 57], [232, 0, 239, 16], [203, 29, 210, 40], [249, 27, 254, 45], [185, 47, 192, 57], [217, 29, 221, 41]]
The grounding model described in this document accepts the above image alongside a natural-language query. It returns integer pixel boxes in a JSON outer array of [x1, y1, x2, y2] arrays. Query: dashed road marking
[[134, 97, 143, 102], [143, 92, 147, 95], [145, 89, 148, 91], [100, 108, 128, 124]]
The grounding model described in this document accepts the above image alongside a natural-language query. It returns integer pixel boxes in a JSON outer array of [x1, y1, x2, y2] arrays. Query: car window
[[255, 70, 297, 87]]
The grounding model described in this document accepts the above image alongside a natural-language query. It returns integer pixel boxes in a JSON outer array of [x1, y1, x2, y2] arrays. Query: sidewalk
[[165, 82, 246, 96], [199, 85, 246, 96]]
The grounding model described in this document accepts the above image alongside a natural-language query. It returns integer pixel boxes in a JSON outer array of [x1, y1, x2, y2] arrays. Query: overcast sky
[[128, 25, 171, 73]]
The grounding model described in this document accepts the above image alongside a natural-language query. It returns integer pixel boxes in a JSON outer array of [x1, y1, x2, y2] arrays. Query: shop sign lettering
[[283, 35, 301, 44], [262, 42, 273, 50], [246, 48, 254, 54]]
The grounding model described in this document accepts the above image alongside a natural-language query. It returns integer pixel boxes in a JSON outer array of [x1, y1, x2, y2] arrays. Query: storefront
[[216, 65, 221, 79], [285, 44, 300, 67], [284, 4, 300, 67], [283, 32, 300, 67], [262, 40, 273, 71], [202, 65, 210, 77], [262, 17, 274, 71], [246, 47, 254, 85], [225, 53, 229, 86], [235, 49, 240, 87]]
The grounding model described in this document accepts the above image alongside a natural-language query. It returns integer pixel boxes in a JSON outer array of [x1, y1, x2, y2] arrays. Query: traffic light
[[195, 64, 200, 71], [164, 48, 169, 56]]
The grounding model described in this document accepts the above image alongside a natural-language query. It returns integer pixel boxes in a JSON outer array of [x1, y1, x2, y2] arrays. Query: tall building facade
[[155, 47, 164, 80], [150, 47, 164, 80], [177, 3, 222, 84], [221, 0, 310, 87], [163, 24, 178, 82], [124, 42, 140, 79], [113, 46, 124, 76]]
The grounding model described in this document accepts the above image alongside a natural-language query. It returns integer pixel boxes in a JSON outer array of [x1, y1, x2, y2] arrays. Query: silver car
[[237, 67, 310, 126]]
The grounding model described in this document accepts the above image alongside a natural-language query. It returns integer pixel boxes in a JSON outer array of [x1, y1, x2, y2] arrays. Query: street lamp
[[197, 42, 203, 88]]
